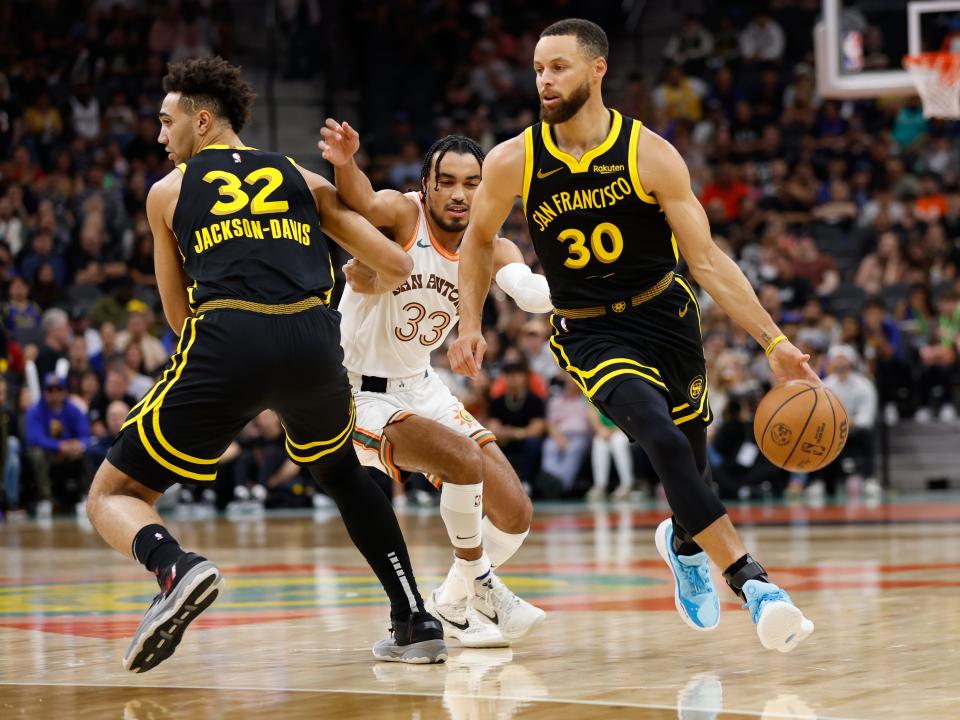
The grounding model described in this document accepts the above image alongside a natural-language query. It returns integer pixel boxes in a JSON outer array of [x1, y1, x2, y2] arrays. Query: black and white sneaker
[[123, 552, 224, 673], [372, 611, 448, 664]]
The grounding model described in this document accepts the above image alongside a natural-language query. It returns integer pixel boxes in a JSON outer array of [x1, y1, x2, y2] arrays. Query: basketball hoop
[[903, 51, 960, 118]]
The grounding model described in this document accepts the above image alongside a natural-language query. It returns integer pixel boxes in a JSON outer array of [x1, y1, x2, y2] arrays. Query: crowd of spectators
[[0, 1, 957, 516]]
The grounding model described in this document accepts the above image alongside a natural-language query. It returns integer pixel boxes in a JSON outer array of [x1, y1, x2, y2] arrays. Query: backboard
[[816, 0, 960, 98]]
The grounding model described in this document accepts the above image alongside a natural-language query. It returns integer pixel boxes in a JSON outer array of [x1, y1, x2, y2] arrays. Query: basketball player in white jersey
[[319, 122, 551, 646]]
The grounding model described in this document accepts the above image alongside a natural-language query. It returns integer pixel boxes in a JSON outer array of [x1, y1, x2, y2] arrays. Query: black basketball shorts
[[107, 303, 354, 493], [548, 275, 712, 426]]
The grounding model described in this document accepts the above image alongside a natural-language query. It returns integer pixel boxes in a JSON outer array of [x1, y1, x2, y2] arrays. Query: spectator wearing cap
[[115, 301, 167, 374], [818, 345, 880, 499], [485, 354, 546, 493], [25, 372, 91, 517]]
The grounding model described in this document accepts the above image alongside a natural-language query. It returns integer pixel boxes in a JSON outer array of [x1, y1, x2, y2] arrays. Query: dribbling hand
[[448, 331, 487, 379], [318, 118, 360, 167], [768, 339, 820, 384]]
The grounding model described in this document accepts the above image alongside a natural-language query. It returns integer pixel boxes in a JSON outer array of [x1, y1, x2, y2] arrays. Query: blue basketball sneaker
[[742, 579, 814, 652], [654, 518, 720, 631]]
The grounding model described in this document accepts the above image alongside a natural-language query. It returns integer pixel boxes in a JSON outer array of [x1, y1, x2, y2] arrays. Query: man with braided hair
[[320, 121, 550, 646]]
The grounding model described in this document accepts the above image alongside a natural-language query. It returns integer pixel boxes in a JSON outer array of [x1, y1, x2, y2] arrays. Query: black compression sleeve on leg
[[596, 379, 726, 538], [671, 422, 712, 555], [307, 449, 425, 620]]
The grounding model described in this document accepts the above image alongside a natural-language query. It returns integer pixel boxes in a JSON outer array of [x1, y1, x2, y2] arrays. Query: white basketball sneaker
[[742, 579, 815, 652], [425, 585, 509, 648], [472, 571, 546, 640]]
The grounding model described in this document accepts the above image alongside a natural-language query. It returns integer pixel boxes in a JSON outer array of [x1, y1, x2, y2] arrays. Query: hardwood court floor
[[1, 497, 959, 719]]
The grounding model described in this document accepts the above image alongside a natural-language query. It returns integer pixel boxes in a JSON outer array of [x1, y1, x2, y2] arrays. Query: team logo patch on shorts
[[456, 408, 478, 426], [612, 301, 626, 313], [688, 375, 704, 401]]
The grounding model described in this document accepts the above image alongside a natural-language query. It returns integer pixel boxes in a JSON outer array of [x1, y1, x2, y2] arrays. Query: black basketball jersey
[[521, 110, 677, 308], [172, 145, 334, 308]]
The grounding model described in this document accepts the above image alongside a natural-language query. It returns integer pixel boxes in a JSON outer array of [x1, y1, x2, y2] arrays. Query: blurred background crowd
[[0, 0, 955, 517]]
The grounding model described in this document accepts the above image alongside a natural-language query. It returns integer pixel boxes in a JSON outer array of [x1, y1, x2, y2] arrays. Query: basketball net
[[903, 33, 960, 119]]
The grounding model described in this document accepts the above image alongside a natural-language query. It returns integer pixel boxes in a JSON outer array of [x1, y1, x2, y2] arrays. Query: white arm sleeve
[[495, 262, 553, 314]]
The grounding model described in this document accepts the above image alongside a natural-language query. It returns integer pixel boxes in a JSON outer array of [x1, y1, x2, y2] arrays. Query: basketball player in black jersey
[[451, 19, 816, 652], [84, 57, 446, 672]]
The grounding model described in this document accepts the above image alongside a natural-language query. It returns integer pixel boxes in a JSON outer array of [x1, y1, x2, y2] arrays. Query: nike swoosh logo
[[679, 299, 691, 318], [536, 167, 562, 179], [455, 533, 479, 541], [436, 610, 470, 631], [475, 607, 499, 625], [417, 239, 430, 248]]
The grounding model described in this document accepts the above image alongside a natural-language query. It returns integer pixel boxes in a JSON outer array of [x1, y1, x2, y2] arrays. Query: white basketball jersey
[[339, 192, 460, 378]]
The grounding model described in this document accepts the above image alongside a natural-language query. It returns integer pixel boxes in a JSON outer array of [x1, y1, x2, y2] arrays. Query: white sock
[[440, 481, 483, 550], [435, 553, 491, 605], [481, 516, 528, 568]]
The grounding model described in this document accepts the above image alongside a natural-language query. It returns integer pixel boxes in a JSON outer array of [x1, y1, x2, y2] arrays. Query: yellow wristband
[[764, 334, 788, 357]]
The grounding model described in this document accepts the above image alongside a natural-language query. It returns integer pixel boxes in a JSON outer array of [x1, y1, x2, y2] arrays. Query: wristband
[[764, 334, 788, 357]]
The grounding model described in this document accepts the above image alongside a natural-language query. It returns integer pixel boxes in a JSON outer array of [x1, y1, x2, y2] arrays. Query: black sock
[[671, 517, 703, 556], [309, 454, 425, 620], [132, 524, 185, 573], [722, 554, 768, 600]]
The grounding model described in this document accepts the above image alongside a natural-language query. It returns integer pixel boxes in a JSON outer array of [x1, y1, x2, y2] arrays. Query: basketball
[[753, 380, 849, 472]]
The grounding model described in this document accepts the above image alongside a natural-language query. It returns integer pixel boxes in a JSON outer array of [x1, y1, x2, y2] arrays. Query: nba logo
[[232, 152, 241, 164]]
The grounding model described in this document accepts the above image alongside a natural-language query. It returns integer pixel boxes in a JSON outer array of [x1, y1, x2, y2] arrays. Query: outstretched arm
[[639, 129, 817, 383], [298, 167, 413, 290], [147, 172, 192, 335], [318, 118, 419, 236], [449, 136, 526, 377]]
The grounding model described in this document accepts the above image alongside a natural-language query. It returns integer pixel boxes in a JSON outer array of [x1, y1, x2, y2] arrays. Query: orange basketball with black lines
[[753, 380, 849, 472]]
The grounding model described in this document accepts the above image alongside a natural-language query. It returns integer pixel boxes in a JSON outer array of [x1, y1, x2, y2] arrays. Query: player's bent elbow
[[377, 256, 414, 291]]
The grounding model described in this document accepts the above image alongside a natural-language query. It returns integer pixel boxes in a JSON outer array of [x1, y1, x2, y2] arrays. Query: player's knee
[[443, 437, 484, 484], [640, 422, 690, 467], [504, 491, 533, 533]]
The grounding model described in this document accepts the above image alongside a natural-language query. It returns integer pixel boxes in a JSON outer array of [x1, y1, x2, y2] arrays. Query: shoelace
[[742, 587, 789, 624], [678, 561, 711, 596], [479, 577, 516, 613]]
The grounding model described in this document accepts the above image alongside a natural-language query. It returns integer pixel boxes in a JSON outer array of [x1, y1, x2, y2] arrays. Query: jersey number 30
[[557, 222, 623, 269], [202, 168, 289, 216]]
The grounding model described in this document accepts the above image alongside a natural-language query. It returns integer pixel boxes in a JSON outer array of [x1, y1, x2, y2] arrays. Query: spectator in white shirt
[[821, 345, 880, 497], [739, 11, 785, 62]]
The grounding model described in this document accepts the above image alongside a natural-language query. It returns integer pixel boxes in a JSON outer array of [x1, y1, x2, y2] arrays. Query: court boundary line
[[0, 679, 868, 719]]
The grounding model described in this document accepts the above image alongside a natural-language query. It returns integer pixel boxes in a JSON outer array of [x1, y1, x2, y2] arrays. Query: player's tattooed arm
[[319, 118, 418, 242], [639, 128, 818, 383], [148, 171, 193, 335]]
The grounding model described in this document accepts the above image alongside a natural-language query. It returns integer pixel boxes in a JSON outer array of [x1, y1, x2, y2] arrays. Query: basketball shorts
[[108, 303, 355, 493], [548, 275, 712, 427], [349, 368, 496, 487]]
